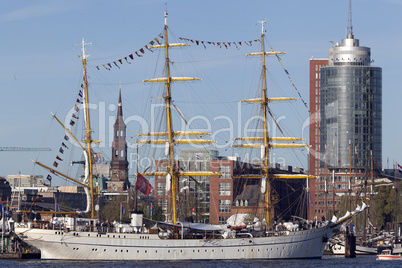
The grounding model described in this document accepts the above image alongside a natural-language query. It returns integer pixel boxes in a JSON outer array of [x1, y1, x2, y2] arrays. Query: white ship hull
[[16, 226, 338, 260]]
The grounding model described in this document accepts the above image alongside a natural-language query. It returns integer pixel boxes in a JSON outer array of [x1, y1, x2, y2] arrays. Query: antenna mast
[[347, 0, 354, 38]]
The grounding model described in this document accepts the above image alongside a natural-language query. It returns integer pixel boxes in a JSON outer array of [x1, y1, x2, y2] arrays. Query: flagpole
[[120, 202, 122, 222]]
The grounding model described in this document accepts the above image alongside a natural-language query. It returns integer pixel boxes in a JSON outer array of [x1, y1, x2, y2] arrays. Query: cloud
[[0, 2, 75, 23]]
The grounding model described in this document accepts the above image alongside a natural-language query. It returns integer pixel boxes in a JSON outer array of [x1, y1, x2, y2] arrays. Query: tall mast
[[163, 11, 178, 225], [76, 38, 96, 219], [139, 12, 213, 226], [232, 21, 313, 227], [258, 20, 272, 226]]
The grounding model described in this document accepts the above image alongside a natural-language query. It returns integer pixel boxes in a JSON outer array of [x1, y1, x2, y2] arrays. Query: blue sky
[[0, 0, 401, 186]]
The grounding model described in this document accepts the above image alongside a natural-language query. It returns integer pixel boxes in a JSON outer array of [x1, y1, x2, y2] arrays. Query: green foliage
[[142, 203, 165, 222], [99, 195, 130, 222]]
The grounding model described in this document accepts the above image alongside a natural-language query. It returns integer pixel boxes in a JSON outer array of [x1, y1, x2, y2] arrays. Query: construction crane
[[0, 147, 52, 152]]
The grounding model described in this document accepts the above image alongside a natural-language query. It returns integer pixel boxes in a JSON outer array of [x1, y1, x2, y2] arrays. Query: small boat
[[377, 249, 402, 260]]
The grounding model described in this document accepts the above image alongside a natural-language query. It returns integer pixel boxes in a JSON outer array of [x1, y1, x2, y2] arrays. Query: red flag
[[135, 173, 152, 196]]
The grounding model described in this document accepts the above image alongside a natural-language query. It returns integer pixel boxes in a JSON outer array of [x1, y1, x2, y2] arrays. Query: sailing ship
[[15, 13, 367, 260]]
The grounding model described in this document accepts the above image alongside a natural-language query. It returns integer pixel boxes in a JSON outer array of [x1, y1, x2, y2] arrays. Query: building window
[[121, 150, 124, 157], [219, 183, 231, 196], [219, 166, 231, 179], [157, 182, 166, 196], [157, 199, 168, 212], [219, 200, 231, 213], [219, 216, 228, 224]]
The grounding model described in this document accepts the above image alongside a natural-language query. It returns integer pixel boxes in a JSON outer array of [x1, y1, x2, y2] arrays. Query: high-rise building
[[107, 89, 129, 192], [308, 6, 382, 220]]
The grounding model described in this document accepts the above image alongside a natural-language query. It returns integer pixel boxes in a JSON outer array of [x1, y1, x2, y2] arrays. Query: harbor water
[[0, 255, 399, 268]]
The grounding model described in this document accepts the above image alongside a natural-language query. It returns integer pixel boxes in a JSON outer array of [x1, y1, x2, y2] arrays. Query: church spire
[[118, 83, 123, 117], [108, 84, 129, 192]]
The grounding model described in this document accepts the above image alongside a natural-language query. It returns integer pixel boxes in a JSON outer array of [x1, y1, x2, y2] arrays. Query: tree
[[100, 194, 130, 222], [142, 203, 165, 222]]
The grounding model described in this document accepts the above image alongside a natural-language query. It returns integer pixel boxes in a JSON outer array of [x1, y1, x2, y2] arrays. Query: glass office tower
[[320, 34, 382, 171]]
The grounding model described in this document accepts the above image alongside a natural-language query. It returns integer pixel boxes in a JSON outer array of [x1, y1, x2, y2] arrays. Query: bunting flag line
[[49, 86, 81, 175], [178, 37, 260, 50], [96, 34, 163, 71], [273, 52, 310, 113]]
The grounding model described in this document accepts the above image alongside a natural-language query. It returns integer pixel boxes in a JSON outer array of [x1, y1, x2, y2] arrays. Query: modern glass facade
[[320, 36, 382, 171]]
